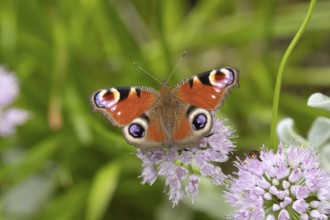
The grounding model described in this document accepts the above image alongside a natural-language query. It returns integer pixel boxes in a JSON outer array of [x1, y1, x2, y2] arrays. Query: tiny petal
[[258, 178, 271, 189], [282, 180, 290, 189], [288, 168, 302, 183], [300, 213, 309, 220], [279, 197, 292, 209], [266, 214, 275, 220], [273, 204, 280, 211], [318, 187, 330, 201], [150, 151, 165, 163], [278, 209, 290, 220], [269, 185, 278, 195], [180, 151, 193, 164], [199, 163, 214, 177], [276, 191, 285, 200], [310, 210, 321, 218], [320, 214, 328, 219], [310, 200, 319, 208], [140, 167, 158, 185], [159, 161, 174, 176], [185, 174, 199, 202], [276, 163, 290, 179], [292, 199, 309, 214], [295, 186, 309, 199], [168, 183, 183, 206], [264, 192, 272, 200], [253, 187, 265, 196], [175, 166, 188, 179], [290, 185, 297, 195], [272, 178, 279, 186], [283, 197, 292, 206], [211, 166, 226, 185], [166, 150, 179, 162], [319, 201, 330, 214]]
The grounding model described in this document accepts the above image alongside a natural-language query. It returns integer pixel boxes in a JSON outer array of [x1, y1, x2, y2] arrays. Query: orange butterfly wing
[[90, 87, 158, 126], [175, 67, 239, 110]]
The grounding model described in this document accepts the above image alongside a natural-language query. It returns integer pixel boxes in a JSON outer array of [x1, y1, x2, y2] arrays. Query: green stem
[[270, 0, 317, 149], [187, 164, 194, 174]]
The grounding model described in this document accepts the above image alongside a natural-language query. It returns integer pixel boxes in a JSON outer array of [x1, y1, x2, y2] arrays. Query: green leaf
[[36, 183, 89, 220], [86, 161, 121, 220], [319, 144, 330, 172], [276, 118, 309, 146], [65, 85, 92, 145], [307, 93, 330, 111], [0, 135, 63, 183], [307, 116, 330, 148]]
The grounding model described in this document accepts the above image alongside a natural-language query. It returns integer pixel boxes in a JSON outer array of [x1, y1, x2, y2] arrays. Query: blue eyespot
[[192, 114, 207, 130], [129, 123, 145, 138]]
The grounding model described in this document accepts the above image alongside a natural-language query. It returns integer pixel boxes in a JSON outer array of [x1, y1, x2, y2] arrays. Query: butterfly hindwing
[[171, 106, 213, 147]]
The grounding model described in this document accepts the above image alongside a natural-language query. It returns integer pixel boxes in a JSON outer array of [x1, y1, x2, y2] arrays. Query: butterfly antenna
[[166, 51, 187, 84], [133, 62, 162, 85]]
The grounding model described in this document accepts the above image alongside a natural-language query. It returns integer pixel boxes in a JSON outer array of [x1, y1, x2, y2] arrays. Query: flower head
[[0, 66, 30, 136], [225, 143, 330, 220], [0, 67, 19, 108], [137, 118, 235, 206]]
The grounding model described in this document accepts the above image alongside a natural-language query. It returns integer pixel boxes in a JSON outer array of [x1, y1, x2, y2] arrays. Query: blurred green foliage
[[0, 0, 329, 219]]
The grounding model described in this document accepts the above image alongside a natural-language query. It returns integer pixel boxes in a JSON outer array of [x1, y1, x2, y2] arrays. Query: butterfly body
[[91, 67, 239, 153]]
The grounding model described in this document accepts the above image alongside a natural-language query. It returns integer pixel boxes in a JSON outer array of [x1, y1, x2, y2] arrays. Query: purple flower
[[0, 67, 19, 107], [137, 118, 235, 206], [225, 143, 330, 220], [0, 66, 30, 136]]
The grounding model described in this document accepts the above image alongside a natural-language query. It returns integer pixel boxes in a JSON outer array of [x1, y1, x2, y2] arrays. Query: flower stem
[[270, 0, 317, 149], [187, 164, 194, 174]]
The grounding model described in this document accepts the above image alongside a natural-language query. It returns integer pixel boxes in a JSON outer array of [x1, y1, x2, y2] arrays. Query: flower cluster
[[137, 118, 235, 206], [225, 143, 330, 220], [0, 66, 30, 136]]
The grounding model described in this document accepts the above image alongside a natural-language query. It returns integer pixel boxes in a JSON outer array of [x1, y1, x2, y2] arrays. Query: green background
[[0, 0, 329, 219]]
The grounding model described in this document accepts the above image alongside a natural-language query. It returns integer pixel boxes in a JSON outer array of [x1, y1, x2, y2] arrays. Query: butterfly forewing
[[91, 87, 158, 126], [174, 67, 239, 110]]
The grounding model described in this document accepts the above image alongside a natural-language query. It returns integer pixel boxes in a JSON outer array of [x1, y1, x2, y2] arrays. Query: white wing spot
[[214, 88, 221, 93]]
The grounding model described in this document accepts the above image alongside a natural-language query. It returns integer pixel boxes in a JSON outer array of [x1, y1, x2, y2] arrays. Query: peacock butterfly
[[90, 67, 239, 153]]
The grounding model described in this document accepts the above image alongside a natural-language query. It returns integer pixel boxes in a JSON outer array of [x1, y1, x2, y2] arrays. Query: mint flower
[[225, 143, 330, 220], [0, 66, 30, 136], [137, 118, 235, 206]]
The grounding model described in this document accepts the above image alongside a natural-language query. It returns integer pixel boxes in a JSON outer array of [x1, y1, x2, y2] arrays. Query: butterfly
[[90, 67, 239, 153]]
